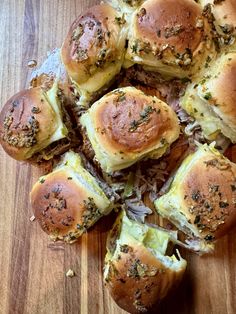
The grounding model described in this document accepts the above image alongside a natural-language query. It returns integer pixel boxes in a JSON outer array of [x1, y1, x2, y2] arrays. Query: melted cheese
[[104, 211, 186, 275], [74, 61, 123, 107]]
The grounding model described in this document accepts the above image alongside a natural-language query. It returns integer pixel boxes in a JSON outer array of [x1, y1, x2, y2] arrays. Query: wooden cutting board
[[0, 1, 236, 313]]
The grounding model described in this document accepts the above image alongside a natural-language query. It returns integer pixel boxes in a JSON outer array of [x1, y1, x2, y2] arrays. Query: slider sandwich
[[125, 0, 215, 79], [0, 82, 78, 163], [80, 86, 180, 173], [181, 52, 236, 144], [30, 151, 112, 243], [104, 211, 187, 314], [155, 143, 236, 254], [61, 3, 127, 107]]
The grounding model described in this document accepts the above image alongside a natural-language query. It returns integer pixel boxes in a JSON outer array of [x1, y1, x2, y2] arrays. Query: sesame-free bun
[[61, 3, 126, 106], [0, 86, 68, 161], [30, 151, 112, 243], [80, 86, 180, 173], [125, 0, 215, 78], [104, 211, 187, 313], [181, 52, 236, 143], [155, 143, 236, 253]]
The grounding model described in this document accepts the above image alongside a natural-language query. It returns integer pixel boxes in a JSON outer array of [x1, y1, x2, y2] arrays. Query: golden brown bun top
[[104, 212, 187, 313], [30, 151, 111, 242], [61, 3, 125, 85], [0, 87, 58, 160], [105, 238, 186, 314], [90, 87, 179, 154], [134, 0, 203, 55], [31, 169, 87, 239], [179, 147, 236, 239], [201, 52, 236, 127]]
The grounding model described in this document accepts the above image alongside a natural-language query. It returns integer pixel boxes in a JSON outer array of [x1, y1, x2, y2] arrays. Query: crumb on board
[[30, 215, 36, 222], [66, 269, 75, 278]]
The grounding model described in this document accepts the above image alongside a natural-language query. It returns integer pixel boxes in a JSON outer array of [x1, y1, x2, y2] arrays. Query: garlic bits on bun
[[80, 86, 180, 173], [61, 3, 127, 107], [125, 0, 215, 78], [181, 52, 236, 143], [30, 151, 112, 243], [104, 211, 187, 313], [0, 83, 74, 162], [155, 143, 236, 253]]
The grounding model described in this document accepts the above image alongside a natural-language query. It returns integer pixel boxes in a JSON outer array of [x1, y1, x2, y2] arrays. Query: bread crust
[[80, 87, 180, 172], [0, 88, 58, 160], [155, 145, 236, 244], [30, 152, 112, 243], [179, 151, 236, 240], [31, 169, 88, 239], [105, 243, 186, 313], [61, 4, 125, 86], [126, 0, 213, 77], [135, 0, 202, 54], [203, 53, 236, 127], [94, 88, 179, 153]]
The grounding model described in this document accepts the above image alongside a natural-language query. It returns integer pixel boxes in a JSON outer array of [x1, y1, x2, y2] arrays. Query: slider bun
[[104, 212, 187, 313], [125, 0, 214, 78], [61, 4, 126, 104], [181, 52, 236, 143], [80, 87, 180, 173], [155, 143, 236, 253], [0, 87, 68, 161], [30, 151, 111, 243]]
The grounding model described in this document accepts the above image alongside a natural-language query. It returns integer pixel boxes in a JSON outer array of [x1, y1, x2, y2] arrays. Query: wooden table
[[0, 1, 235, 313]]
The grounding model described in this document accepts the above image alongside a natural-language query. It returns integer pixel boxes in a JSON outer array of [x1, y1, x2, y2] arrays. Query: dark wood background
[[0, 1, 235, 313]]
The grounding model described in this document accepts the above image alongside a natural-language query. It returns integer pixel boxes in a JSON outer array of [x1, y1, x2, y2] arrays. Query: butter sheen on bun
[[61, 3, 126, 107], [30, 151, 112, 243], [181, 52, 236, 143], [0, 85, 68, 161], [104, 211, 187, 313], [80, 86, 180, 173], [155, 143, 236, 253], [125, 0, 215, 78]]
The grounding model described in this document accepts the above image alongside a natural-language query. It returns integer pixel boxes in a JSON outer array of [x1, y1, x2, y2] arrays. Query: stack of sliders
[[1, 0, 236, 313]]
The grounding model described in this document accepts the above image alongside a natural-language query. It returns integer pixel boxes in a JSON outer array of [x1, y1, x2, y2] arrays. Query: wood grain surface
[[0, 1, 236, 314]]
